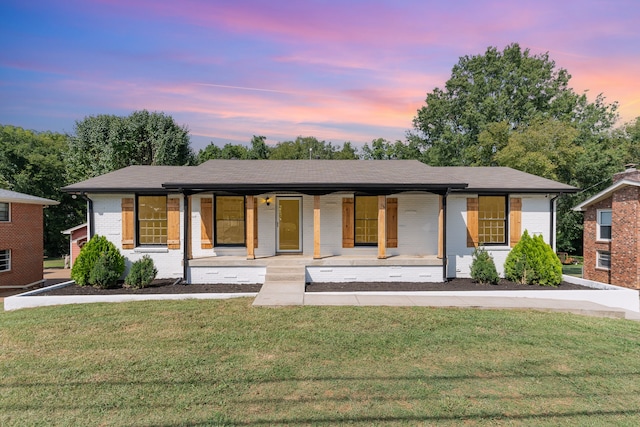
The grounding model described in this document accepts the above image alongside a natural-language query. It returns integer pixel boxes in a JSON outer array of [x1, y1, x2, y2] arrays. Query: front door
[[277, 197, 302, 252]]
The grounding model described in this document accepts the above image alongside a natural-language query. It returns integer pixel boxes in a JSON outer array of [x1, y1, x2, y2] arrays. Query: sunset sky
[[1, 0, 639, 150]]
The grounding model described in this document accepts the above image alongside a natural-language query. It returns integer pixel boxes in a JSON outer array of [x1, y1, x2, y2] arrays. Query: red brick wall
[[611, 186, 640, 289], [583, 197, 612, 284], [0, 203, 44, 287]]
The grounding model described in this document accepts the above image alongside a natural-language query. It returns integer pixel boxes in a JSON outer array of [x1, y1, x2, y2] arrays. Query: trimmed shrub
[[125, 255, 158, 289], [470, 247, 499, 285], [89, 250, 124, 289], [71, 235, 125, 287], [504, 230, 563, 287]]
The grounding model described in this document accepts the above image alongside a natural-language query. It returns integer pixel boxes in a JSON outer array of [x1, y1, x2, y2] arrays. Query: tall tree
[[0, 125, 84, 256], [412, 43, 617, 166], [361, 138, 420, 160], [67, 110, 194, 182]]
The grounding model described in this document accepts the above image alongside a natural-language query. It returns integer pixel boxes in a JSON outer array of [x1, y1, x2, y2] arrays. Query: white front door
[[277, 197, 302, 252]]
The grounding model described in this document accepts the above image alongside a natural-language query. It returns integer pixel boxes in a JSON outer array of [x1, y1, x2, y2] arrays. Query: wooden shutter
[[342, 198, 354, 248], [386, 197, 398, 248], [121, 198, 134, 249], [509, 197, 522, 247], [253, 196, 258, 249], [466, 198, 478, 248], [200, 198, 213, 249], [167, 198, 180, 249]]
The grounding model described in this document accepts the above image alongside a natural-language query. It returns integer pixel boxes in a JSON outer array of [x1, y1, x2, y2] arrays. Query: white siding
[[446, 193, 553, 278], [306, 266, 443, 283], [90, 193, 184, 279]]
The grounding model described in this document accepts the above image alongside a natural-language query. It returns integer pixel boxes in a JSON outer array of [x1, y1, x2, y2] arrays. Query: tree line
[[2, 43, 638, 256]]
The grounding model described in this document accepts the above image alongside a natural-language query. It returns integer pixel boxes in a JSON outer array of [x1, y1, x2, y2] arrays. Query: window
[[137, 196, 167, 245], [0, 250, 10, 271], [0, 202, 9, 222], [597, 210, 612, 241], [216, 196, 245, 245], [355, 196, 378, 245], [597, 251, 611, 270], [478, 196, 506, 245]]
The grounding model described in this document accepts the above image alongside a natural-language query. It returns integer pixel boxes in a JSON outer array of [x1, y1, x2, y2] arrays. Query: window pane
[[355, 196, 378, 244], [599, 210, 612, 226], [216, 196, 245, 245], [138, 196, 167, 245], [0, 249, 10, 271], [598, 251, 611, 269], [478, 196, 506, 244], [0, 203, 8, 221]]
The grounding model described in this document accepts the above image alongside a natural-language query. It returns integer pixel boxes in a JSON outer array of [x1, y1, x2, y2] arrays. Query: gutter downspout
[[549, 193, 562, 252], [80, 193, 94, 238], [182, 191, 190, 284], [442, 188, 449, 281]]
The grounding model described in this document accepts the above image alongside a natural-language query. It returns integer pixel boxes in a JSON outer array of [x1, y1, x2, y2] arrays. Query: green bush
[[88, 251, 124, 289], [470, 247, 499, 285], [125, 255, 158, 289], [504, 230, 563, 287], [71, 235, 125, 287]]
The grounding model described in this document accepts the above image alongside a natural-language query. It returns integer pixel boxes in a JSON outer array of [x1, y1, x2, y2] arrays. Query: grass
[[43, 257, 65, 269], [562, 263, 583, 277], [2, 299, 640, 426]]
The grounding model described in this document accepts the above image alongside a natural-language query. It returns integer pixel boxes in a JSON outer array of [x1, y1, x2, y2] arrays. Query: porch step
[[253, 265, 306, 307]]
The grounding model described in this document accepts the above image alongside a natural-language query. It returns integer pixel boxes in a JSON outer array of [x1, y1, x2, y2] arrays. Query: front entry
[[277, 197, 302, 252]]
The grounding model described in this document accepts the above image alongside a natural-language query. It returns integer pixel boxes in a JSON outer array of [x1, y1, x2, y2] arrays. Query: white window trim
[[596, 250, 611, 271], [0, 249, 11, 272], [596, 209, 612, 242], [0, 202, 10, 222]]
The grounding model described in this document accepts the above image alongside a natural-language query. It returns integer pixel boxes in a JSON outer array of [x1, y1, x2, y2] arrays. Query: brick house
[[573, 166, 640, 289], [0, 189, 59, 288]]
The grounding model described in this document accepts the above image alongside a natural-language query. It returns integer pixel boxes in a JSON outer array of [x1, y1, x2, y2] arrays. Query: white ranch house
[[62, 160, 576, 284]]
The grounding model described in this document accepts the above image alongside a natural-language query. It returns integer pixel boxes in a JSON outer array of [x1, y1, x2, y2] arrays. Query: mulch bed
[[35, 277, 593, 296], [306, 278, 594, 292]]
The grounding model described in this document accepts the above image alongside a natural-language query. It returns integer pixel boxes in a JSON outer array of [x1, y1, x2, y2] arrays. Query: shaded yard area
[[2, 299, 640, 426]]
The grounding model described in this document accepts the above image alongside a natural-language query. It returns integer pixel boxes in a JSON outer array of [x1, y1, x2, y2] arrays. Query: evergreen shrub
[[470, 247, 499, 285], [125, 255, 158, 289], [71, 235, 125, 287], [88, 251, 124, 289], [504, 230, 563, 287]]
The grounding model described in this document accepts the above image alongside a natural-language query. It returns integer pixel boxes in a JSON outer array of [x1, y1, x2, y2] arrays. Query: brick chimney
[[613, 164, 640, 183]]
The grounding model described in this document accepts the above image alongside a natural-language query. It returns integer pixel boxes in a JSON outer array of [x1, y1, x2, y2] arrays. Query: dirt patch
[[34, 277, 593, 296]]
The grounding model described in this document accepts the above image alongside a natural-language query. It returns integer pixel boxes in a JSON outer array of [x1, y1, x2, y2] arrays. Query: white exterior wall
[[90, 193, 184, 279], [306, 266, 443, 283], [446, 193, 553, 278]]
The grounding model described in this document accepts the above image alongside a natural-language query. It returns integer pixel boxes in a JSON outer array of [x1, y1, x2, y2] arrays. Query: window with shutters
[[478, 196, 506, 245], [355, 196, 378, 245], [137, 195, 167, 245], [215, 196, 245, 246]]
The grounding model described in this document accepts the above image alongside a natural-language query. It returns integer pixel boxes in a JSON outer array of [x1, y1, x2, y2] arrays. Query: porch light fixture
[[265, 197, 271, 206]]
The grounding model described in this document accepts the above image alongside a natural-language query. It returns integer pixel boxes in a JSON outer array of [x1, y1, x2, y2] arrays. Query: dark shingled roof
[[62, 160, 577, 195], [0, 188, 59, 205]]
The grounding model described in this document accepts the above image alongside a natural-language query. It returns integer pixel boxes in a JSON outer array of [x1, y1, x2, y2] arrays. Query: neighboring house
[[61, 223, 88, 268], [62, 160, 576, 284], [573, 165, 640, 289], [0, 189, 59, 288]]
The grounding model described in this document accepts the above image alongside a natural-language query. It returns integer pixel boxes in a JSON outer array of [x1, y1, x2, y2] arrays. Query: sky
[[1, 0, 639, 151]]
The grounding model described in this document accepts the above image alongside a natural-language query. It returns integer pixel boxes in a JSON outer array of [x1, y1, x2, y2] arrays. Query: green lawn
[[562, 263, 583, 277], [2, 299, 640, 426], [43, 257, 65, 269]]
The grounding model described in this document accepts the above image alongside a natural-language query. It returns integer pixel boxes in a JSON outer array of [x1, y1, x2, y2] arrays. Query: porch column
[[314, 195, 321, 259], [377, 195, 386, 259], [246, 196, 255, 260], [438, 196, 443, 259]]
